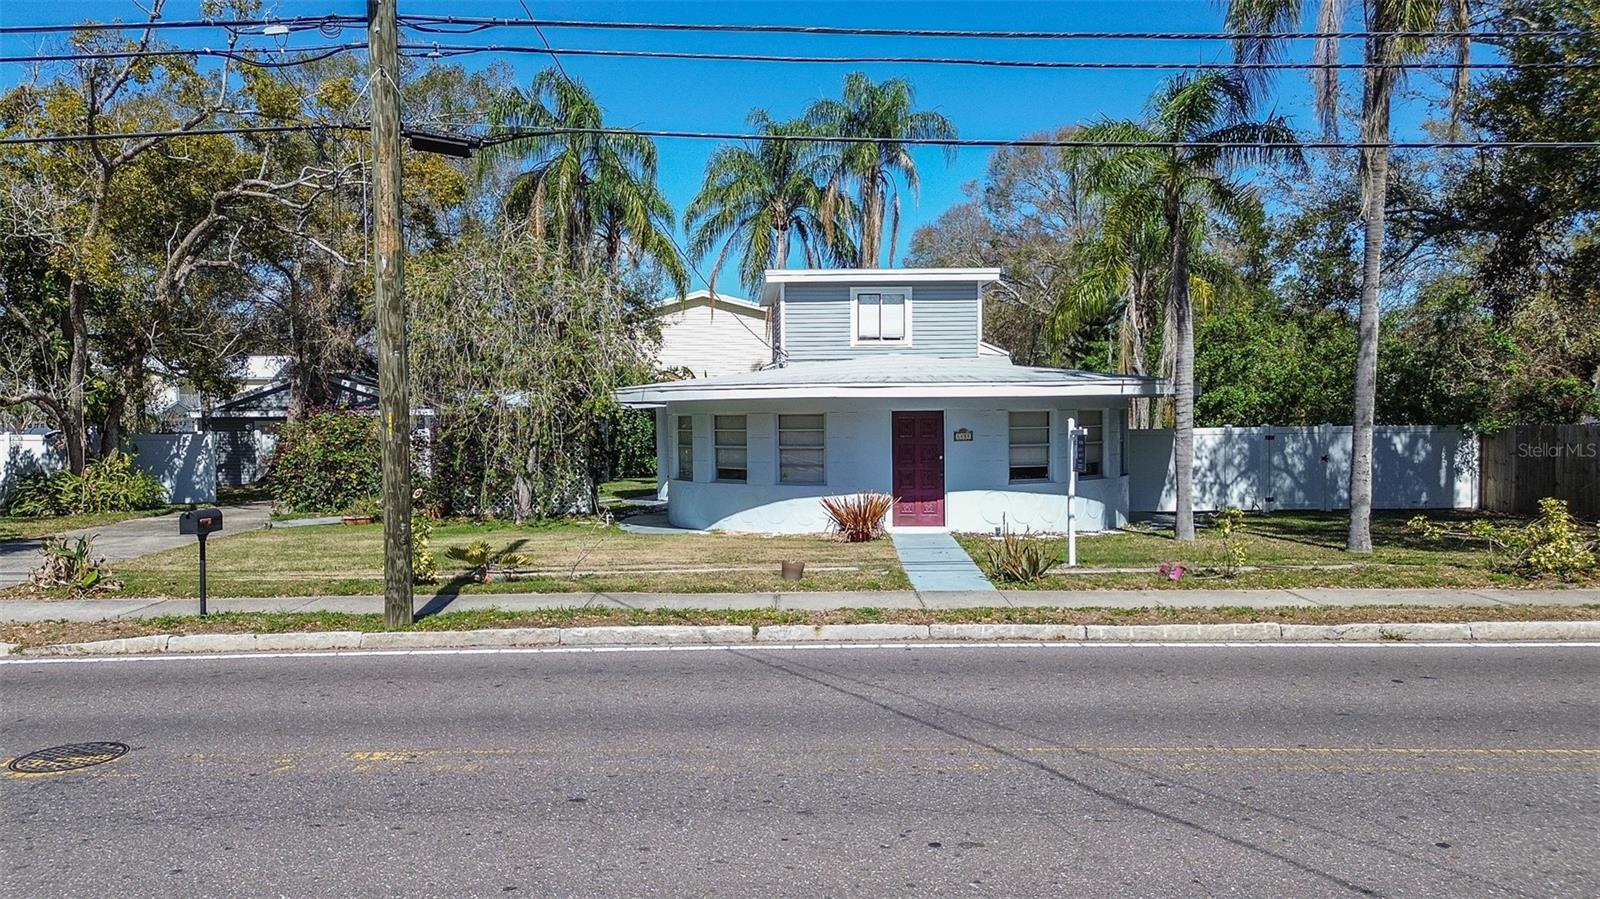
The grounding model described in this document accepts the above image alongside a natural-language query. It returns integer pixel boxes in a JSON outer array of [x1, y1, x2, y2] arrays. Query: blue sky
[[3, 1, 1470, 294]]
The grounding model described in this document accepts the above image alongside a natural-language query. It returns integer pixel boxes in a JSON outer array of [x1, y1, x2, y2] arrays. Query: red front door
[[892, 412, 945, 526]]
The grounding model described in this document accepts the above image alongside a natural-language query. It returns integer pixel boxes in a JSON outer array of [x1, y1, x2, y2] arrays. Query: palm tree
[[1064, 71, 1300, 541], [1225, 0, 1472, 553], [481, 68, 688, 294], [684, 112, 858, 293], [803, 72, 957, 268]]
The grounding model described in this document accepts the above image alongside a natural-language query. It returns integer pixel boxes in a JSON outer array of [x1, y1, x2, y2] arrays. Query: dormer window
[[852, 288, 911, 345]]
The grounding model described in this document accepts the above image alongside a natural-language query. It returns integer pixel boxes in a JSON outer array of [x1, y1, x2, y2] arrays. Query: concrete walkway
[[889, 531, 997, 592], [0, 502, 273, 589], [0, 586, 1596, 623]]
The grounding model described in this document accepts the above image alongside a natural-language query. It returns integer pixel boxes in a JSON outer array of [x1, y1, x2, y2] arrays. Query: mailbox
[[179, 508, 223, 537], [179, 508, 223, 616]]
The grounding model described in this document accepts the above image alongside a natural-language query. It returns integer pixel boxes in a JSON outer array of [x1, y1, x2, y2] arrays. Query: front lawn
[[0, 507, 184, 542], [61, 517, 907, 597], [958, 511, 1599, 589]]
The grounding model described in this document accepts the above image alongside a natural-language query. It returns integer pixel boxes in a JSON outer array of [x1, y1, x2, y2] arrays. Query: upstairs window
[[676, 415, 694, 481], [714, 415, 747, 482], [1008, 411, 1051, 482], [778, 414, 826, 484], [854, 289, 909, 343]]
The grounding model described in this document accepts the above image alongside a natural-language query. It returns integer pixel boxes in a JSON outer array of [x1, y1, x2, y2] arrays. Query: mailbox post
[[179, 508, 223, 615]]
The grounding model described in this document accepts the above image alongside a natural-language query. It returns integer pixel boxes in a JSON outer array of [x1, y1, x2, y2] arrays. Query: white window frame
[[1008, 410, 1052, 484], [849, 286, 913, 347], [713, 414, 748, 483], [777, 413, 827, 485], [1077, 409, 1105, 480], [675, 415, 694, 482]]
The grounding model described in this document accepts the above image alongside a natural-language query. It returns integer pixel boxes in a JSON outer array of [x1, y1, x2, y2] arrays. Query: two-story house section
[[616, 268, 1170, 534]]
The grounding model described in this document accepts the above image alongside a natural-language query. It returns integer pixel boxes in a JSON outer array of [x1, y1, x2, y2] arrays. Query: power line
[[18, 42, 1586, 72], [0, 44, 364, 67], [486, 127, 1600, 151], [0, 124, 363, 145], [397, 43, 1588, 71], [0, 15, 362, 36], [396, 16, 1587, 42], [8, 124, 1598, 151]]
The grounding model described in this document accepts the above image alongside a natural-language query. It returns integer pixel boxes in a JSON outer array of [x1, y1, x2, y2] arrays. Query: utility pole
[[367, 0, 413, 627]]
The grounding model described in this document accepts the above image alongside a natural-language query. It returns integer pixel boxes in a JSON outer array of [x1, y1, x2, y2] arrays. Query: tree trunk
[[1167, 194, 1196, 542], [1348, 42, 1396, 555], [63, 280, 90, 473], [774, 215, 790, 269], [859, 179, 883, 268]]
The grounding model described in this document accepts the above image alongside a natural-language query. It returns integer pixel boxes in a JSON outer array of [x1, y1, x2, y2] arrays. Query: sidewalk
[[0, 502, 273, 589], [890, 531, 996, 592], [0, 587, 1595, 623]]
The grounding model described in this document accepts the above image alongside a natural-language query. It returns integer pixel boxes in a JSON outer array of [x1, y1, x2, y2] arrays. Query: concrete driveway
[[0, 502, 272, 589]]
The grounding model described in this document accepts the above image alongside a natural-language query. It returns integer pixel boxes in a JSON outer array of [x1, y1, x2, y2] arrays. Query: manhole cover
[[7, 742, 129, 774]]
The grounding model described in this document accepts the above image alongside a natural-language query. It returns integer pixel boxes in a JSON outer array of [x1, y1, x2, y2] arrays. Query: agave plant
[[983, 520, 1061, 584], [820, 492, 896, 542]]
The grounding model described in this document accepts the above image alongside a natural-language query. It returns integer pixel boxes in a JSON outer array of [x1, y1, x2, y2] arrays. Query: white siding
[[777, 282, 981, 361], [656, 303, 771, 377], [657, 398, 1128, 534]]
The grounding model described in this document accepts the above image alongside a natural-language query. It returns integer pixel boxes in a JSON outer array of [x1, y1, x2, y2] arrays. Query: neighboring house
[[199, 371, 379, 486], [653, 289, 772, 377], [616, 268, 1169, 534]]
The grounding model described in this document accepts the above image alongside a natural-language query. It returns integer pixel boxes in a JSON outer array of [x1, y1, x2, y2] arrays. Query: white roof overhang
[[616, 379, 1167, 406], [757, 268, 1003, 305]]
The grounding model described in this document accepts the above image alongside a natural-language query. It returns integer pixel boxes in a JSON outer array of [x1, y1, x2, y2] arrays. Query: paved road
[[3, 586, 1598, 623], [2, 644, 1596, 897], [0, 502, 272, 589]]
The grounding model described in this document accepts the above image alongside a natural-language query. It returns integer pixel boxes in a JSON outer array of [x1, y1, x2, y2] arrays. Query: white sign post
[[1066, 416, 1081, 568]]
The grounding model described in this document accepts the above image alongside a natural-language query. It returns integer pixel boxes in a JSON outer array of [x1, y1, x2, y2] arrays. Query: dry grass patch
[[5, 603, 1595, 649]]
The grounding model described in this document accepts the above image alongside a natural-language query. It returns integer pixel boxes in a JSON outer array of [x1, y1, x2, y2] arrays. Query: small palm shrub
[[820, 493, 896, 542], [983, 521, 1061, 584], [445, 540, 533, 583], [6, 454, 167, 517], [29, 535, 120, 594]]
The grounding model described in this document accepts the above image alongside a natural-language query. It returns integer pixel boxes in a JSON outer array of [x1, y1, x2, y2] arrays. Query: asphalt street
[[2, 644, 1596, 897]]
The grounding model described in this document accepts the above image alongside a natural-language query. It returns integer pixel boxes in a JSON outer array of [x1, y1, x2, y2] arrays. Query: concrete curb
[[12, 619, 1600, 656]]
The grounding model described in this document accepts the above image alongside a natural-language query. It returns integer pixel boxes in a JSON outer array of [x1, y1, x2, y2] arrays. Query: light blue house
[[616, 268, 1168, 534]]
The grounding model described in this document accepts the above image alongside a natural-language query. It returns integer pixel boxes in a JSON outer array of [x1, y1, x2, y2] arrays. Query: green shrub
[[983, 520, 1061, 584], [606, 407, 657, 480], [1407, 498, 1597, 580], [266, 411, 382, 514], [411, 511, 438, 584], [5, 454, 167, 517], [1213, 506, 1247, 577]]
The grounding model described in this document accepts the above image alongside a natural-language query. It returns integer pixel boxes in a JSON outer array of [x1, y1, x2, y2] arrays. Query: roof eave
[[615, 380, 1170, 406]]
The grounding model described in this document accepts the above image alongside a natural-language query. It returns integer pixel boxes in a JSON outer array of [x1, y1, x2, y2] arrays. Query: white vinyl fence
[[0, 432, 217, 506], [0, 433, 58, 503], [1126, 425, 1478, 514], [129, 433, 217, 504]]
